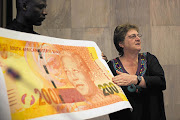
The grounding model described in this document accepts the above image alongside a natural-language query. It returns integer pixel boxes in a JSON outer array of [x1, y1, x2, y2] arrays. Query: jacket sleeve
[[144, 52, 166, 91]]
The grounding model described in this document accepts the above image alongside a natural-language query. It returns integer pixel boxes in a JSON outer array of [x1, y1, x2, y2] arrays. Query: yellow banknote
[[0, 29, 131, 120]]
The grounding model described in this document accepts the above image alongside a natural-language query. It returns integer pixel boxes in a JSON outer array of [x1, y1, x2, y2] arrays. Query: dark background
[[0, 0, 12, 27]]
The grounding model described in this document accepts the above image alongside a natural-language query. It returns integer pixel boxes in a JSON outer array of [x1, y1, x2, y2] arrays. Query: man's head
[[16, 0, 47, 26], [60, 52, 96, 97]]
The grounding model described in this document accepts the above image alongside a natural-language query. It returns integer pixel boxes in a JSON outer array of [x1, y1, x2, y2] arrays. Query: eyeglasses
[[127, 34, 142, 39]]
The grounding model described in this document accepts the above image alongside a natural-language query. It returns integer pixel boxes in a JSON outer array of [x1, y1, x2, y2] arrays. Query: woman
[[108, 23, 166, 120]]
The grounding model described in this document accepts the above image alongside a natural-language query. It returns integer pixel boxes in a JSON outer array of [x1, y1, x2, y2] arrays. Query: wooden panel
[[151, 26, 180, 65], [42, 0, 71, 29], [139, 25, 152, 53], [151, 0, 180, 26], [71, 0, 111, 28], [109, 27, 119, 60], [111, 0, 150, 27], [35, 28, 71, 39], [71, 28, 116, 59], [163, 65, 180, 120]]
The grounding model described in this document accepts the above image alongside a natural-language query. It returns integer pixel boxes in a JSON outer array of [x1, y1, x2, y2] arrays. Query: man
[[6, 0, 47, 34]]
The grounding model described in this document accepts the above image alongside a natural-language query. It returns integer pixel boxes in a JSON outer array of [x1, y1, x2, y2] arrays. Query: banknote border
[[0, 28, 111, 75], [31, 101, 132, 120], [0, 68, 11, 120]]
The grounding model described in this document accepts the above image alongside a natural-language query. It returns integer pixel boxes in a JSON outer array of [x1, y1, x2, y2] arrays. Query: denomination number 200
[[34, 88, 62, 105], [98, 82, 119, 96]]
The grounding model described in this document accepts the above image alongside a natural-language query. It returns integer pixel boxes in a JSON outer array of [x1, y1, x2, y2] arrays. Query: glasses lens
[[128, 34, 142, 39], [137, 34, 142, 37], [129, 35, 135, 39]]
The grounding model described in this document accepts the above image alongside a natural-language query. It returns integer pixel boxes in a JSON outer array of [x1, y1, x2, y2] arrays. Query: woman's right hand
[[112, 70, 137, 86]]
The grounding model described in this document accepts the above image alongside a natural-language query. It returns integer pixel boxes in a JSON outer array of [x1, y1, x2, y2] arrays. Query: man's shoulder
[[6, 19, 22, 31], [6, 19, 39, 35]]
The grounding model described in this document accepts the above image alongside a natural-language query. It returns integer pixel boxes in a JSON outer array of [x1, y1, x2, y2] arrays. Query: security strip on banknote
[[0, 28, 132, 120]]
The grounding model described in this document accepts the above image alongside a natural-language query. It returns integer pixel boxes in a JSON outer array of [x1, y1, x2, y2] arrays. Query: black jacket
[[6, 19, 39, 34], [108, 52, 166, 120]]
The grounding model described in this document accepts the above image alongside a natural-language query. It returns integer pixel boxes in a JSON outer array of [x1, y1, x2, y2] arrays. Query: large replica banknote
[[0, 28, 132, 120]]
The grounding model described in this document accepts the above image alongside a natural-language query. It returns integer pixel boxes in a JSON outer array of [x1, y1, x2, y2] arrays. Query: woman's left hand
[[101, 52, 108, 62], [112, 70, 137, 86]]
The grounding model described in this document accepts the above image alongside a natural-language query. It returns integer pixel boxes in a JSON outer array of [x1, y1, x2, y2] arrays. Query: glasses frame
[[127, 34, 142, 39]]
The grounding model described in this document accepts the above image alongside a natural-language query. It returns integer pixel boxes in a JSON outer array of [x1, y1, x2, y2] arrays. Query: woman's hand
[[112, 70, 137, 86]]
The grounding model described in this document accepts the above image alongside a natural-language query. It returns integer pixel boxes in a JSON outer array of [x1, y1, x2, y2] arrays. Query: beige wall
[[35, 0, 180, 119]]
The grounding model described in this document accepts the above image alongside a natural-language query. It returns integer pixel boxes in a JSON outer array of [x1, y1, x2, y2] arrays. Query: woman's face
[[119, 29, 141, 53]]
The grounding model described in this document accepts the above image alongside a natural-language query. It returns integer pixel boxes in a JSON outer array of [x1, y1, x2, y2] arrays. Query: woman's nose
[[135, 35, 141, 41]]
